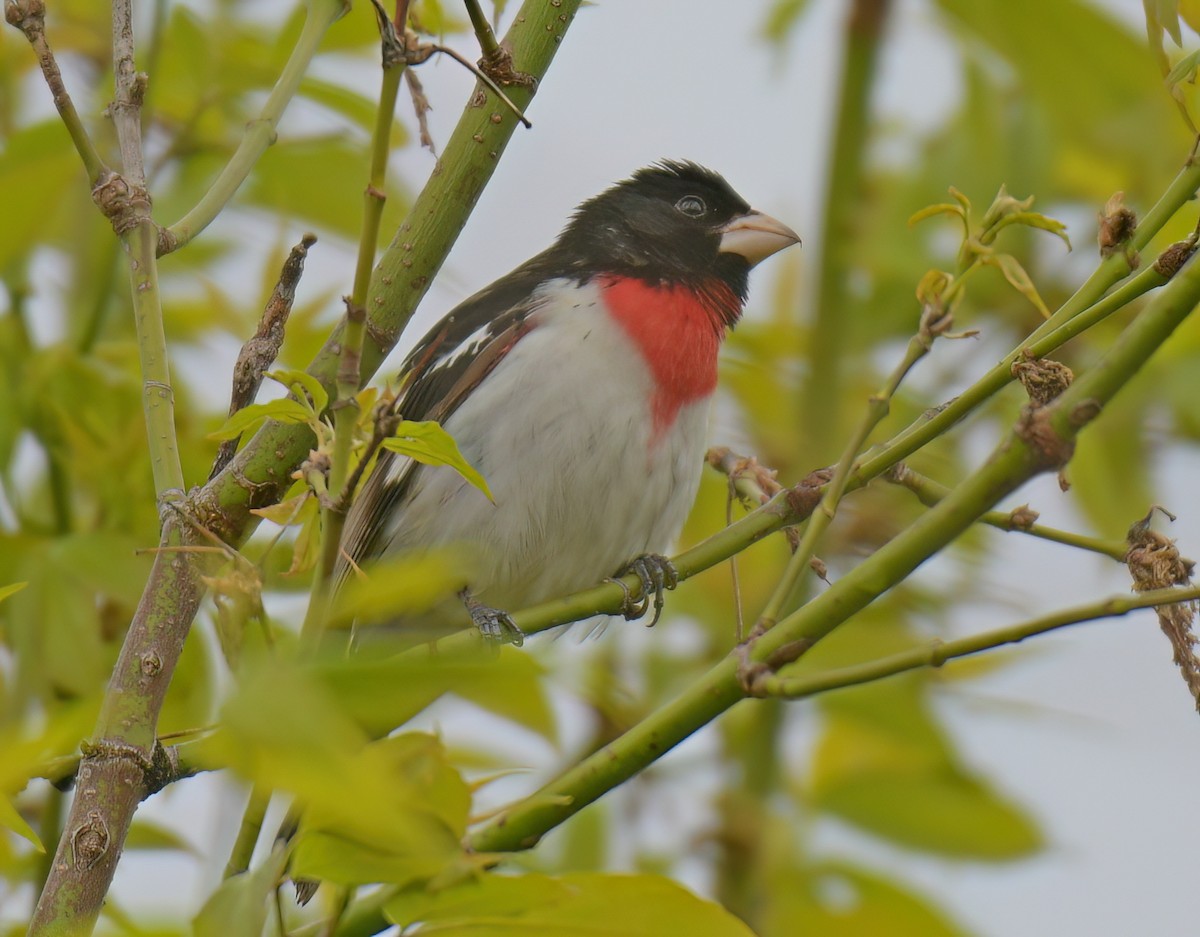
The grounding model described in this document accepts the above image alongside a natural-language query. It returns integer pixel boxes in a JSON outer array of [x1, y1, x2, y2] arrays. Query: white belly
[[379, 279, 711, 610]]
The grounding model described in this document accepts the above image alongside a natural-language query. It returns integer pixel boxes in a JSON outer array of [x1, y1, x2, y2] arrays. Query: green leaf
[[292, 732, 470, 888], [0, 582, 27, 604], [1166, 46, 1200, 86], [125, 820, 198, 854], [936, 0, 1179, 167], [1183, 0, 1200, 33], [318, 644, 556, 741], [989, 211, 1072, 250], [207, 398, 314, 440], [0, 796, 43, 852], [765, 861, 968, 936], [292, 831, 452, 891], [907, 203, 965, 227], [267, 368, 329, 414], [51, 531, 153, 607], [0, 121, 84, 269], [761, 0, 816, 44], [7, 544, 111, 698], [383, 420, 493, 500], [385, 872, 757, 936], [812, 714, 1042, 860], [985, 253, 1051, 318], [299, 77, 408, 146], [197, 660, 464, 881], [243, 136, 408, 239], [329, 548, 471, 627], [1149, 0, 1184, 46], [193, 846, 288, 937]]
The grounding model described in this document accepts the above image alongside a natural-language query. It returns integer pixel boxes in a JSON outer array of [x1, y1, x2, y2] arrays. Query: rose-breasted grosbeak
[[339, 161, 799, 639]]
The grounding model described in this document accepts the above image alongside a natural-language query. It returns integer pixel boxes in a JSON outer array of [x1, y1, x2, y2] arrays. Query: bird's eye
[[675, 195, 707, 217]]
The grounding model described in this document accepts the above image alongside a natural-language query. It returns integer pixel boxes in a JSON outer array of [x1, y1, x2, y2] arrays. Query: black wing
[[337, 250, 559, 577]]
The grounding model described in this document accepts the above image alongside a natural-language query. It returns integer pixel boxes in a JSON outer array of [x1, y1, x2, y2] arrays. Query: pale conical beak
[[718, 210, 801, 266]]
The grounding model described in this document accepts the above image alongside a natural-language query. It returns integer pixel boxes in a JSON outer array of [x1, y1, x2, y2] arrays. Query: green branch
[[888, 463, 1129, 561], [159, 0, 348, 254], [103, 0, 187, 501], [758, 301, 950, 633], [755, 584, 1200, 698], [800, 0, 893, 461], [854, 244, 1177, 486], [299, 47, 405, 651], [5, 1, 110, 183]]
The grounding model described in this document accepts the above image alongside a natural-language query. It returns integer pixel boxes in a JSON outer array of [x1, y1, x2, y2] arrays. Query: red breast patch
[[600, 275, 739, 436]]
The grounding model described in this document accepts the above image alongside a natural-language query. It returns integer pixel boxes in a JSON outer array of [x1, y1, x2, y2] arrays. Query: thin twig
[[746, 584, 1200, 698], [297, 0, 409, 653], [5, 0, 110, 182], [431, 42, 532, 128], [160, 0, 347, 254], [887, 462, 1129, 561], [726, 477, 745, 643], [753, 299, 957, 637]]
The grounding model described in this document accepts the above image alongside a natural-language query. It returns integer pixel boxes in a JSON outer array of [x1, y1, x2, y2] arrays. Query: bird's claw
[[461, 592, 525, 647], [610, 553, 679, 627]]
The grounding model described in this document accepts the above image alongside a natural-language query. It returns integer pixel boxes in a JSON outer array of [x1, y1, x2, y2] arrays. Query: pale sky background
[[13, 1, 1200, 935]]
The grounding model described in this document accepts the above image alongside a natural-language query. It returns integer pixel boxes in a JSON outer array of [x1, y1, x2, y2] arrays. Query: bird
[[337, 160, 800, 642]]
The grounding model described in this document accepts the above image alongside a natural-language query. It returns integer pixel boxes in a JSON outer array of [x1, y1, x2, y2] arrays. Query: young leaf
[[989, 211, 1072, 250], [249, 491, 311, 527], [986, 253, 1052, 318], [907, 203, 965, 227], [267, 368, 329, 414], [318, 644, 556, 741], [766, 860, 968, 937], [329, 548, 471, 627], [0, 581, 27, 604], [385, 872, 757, 936], [762, 0, 816, 45], [383, 420, 493, 500], [1166, 47, 1200, 87], [812, 714, 1042, 860], [0, 796, 43, 852], [208, 398, 314, 440]]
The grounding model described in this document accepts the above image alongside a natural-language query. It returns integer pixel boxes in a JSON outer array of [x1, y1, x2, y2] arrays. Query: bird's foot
[[461, 591, 525, 647], [607, 553, 679, 627]]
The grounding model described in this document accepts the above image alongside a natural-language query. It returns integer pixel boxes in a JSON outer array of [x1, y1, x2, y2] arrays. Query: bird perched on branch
[[338, 160, 799, 641]]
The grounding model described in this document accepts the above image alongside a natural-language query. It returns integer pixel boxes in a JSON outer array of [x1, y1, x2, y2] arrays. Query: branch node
[[5, 0, 45, 35], [782, 468, 831, 524], [1014, 407, 1075, 471], [1011, 353, 1074, 407], [71, 811, 111, 872], [478, 42, 537, 91], [1098, 191, 1138, 258], [1008, 504, 1039, 530], [1153, 238, 1198, 278], [91, 171, 152, 236]]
